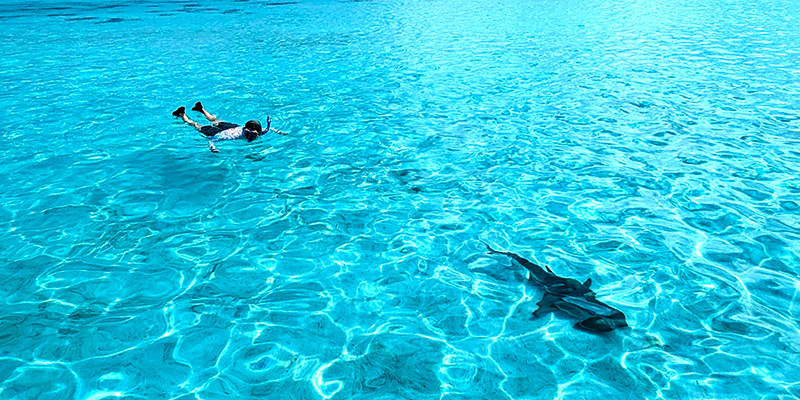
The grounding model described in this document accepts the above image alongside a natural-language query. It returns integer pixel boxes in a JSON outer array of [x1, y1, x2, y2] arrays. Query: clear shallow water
[[1, 0, 800, 398]]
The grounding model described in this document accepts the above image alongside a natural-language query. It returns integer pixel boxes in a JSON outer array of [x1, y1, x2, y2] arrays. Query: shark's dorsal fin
[[584, 278, 592, 288]]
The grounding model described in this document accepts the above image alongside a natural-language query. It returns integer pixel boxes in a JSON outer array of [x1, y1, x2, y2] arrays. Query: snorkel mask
[[244, 117, 270, 142], [244, 128, 259, 142], [250, 117, 271, 139]]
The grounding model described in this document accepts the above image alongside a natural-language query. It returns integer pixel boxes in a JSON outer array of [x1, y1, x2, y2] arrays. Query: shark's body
[[486, 245, 627, 333]]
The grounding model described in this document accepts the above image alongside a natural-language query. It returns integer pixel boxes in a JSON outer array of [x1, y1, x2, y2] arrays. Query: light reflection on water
[[0, 0, 799, 399]]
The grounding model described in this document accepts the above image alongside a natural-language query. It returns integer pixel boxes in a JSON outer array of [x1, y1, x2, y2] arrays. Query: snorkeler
[[172, 102, 287, 153]]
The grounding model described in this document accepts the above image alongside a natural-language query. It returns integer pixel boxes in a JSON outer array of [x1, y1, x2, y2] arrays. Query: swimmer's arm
[[269, 127, 288, 136], [265, 117, 287, 136], [203, 134, 221, 153]]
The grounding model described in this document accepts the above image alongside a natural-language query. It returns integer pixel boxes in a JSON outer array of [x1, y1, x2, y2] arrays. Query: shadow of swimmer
[[485, 244, 628, 333]]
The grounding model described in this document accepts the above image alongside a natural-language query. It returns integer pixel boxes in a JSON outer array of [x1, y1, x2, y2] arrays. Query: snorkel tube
[[262, 116, 271, 135]]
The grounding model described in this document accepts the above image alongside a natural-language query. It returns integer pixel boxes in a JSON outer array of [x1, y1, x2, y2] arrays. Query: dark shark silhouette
[[486, 244, 627, 333]]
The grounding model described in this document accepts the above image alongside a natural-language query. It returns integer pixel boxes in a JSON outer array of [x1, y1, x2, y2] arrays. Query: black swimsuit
[[200, 121, 239, 136]]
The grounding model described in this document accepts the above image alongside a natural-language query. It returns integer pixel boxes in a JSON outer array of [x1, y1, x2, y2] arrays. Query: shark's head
[[575, 315, 628, 333]]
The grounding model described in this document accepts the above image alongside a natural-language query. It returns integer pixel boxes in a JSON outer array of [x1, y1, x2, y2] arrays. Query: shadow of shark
[[486, 244, 628, 333]]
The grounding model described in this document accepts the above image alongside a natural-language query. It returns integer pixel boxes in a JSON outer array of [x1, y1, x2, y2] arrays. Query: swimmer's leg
[[192, 102, 220, 124], [172, 106, 203, 130]]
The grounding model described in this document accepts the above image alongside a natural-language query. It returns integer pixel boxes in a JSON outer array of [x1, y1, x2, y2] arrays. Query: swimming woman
[[172, 102, 286, 152]]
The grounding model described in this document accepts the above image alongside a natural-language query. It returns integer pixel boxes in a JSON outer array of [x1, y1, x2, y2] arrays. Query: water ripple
[[2, 0, 800, 398]]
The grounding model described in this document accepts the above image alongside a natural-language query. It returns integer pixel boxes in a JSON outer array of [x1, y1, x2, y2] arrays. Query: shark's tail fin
[[482, 241, 552, 282], [482, 241, 502, 255]]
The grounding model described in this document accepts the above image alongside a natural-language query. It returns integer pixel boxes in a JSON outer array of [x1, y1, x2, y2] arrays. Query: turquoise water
[[2, 0, 800, 398]]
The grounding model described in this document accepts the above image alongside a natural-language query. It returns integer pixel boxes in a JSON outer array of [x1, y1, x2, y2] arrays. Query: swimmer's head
[[244, 120, 263, 142]]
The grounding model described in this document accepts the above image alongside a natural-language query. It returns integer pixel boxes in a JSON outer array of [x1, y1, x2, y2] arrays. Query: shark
[[485, 244, 628, 333]]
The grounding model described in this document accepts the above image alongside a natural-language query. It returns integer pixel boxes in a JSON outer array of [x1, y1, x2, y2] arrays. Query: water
[[1, 0, 800, 398]]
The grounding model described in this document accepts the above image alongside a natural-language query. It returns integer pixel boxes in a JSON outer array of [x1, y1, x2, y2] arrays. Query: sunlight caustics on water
[[1, 0, 800, 398]]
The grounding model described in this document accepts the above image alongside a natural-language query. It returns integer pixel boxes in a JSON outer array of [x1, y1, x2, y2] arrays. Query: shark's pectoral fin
[[583, 278, 592, 288], [532, 305, 554, 318], [532, 293, 560, 318]]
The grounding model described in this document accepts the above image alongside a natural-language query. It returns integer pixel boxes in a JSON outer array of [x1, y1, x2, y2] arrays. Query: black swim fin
[[172, 106, 185, 117], [192, 102, 204, 112]]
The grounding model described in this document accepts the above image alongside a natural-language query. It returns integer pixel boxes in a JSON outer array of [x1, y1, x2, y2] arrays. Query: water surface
[[1, 0, 800, 399]]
